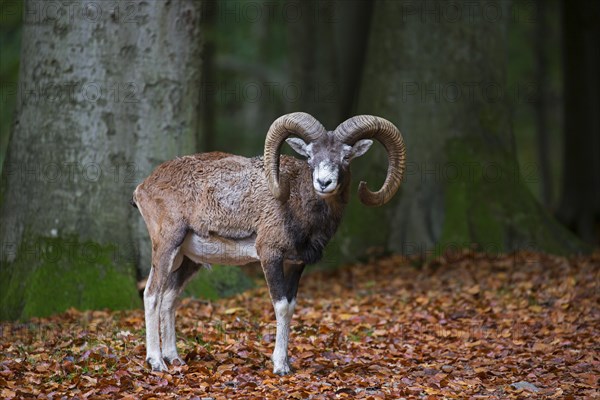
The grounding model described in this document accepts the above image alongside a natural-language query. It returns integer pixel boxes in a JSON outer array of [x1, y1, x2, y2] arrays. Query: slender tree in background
[[286, 0, 340, 128], [199, 0, 217, 151], [332, 1, 374, 121], [0, 0, 204, 319], [341, 0, 586, 256], [534, 0, 552, 207], [557, 0, 600, 245], [285, 0, 373, 128]]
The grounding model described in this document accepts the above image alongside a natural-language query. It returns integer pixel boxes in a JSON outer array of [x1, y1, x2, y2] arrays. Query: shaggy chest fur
[[283, 198, 342, 264]]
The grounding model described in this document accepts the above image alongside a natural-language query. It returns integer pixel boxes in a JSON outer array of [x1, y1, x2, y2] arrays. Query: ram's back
[[133, 152, 307, 242]]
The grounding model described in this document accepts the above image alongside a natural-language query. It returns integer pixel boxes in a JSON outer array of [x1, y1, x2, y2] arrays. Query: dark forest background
[[0, 0, 598, 320]]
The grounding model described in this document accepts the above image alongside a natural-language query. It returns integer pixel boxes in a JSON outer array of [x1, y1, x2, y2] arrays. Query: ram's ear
[[349, 139, 373, 159], [286, 138, 310, 158]]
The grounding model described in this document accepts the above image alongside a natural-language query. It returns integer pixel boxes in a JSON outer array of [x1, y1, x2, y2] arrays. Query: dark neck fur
[[285, 166, 350, 264]]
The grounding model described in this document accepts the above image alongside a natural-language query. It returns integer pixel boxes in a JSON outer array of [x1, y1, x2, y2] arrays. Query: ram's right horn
[[334, 115, 406, 207]]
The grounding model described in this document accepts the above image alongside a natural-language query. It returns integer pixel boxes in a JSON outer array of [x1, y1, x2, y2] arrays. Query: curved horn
[[334, 115, 406, 207], [264, 112, 326, 202]]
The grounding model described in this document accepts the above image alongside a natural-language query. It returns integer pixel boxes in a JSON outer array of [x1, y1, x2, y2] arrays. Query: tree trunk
[[199, 0, 217, 151], [534, 0, 552, 207], [332, 0, 374, 120], [286, 0, 340, 128], [0, 0, 204, 320], [336, 0, 586, 258], [557, 0, 600, 245]]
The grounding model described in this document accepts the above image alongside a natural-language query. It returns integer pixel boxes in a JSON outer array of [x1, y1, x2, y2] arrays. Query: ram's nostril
[[317, 179, 332, 188]]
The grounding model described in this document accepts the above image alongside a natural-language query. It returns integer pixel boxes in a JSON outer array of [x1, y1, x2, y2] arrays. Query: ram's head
[[264, 112, 407, 206]]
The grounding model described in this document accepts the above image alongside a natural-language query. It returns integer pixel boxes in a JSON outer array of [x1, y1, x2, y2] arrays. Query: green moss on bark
[[0, 235, 140, 321], [439, 138, 588, 255], [0, 235, 255, 320]]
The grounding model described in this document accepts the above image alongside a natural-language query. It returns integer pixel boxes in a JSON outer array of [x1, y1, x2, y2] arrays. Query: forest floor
[[0, 251, 598, 399]]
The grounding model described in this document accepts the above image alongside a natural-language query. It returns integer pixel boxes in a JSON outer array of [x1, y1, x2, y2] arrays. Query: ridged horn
[[334, 115, 406, 207], [264, 112, 326, 202]]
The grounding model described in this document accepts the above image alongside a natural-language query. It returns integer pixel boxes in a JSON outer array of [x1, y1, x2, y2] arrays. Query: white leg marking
[[272, 298, 296, 375], [144, 288, 166, 371], [159, 289, 181, 364], [144, 249, 181, 372]]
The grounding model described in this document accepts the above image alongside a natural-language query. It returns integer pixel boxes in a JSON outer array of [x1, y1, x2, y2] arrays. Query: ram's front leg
[[261, 256, 305, 375]]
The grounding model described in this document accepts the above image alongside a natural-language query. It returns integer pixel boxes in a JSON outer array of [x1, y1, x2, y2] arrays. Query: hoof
[[164, 355, 186, 367], [273, 363, 293, 376], [147, 356, 168, 372]]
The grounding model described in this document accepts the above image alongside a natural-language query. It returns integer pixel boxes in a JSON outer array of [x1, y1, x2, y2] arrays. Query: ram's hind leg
[[144, 241, 184, 372], [160, 256, 201, 366]]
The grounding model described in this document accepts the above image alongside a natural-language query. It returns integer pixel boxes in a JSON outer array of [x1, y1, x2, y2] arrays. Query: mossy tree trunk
[[338, 0, 586, 258], [0, 0, 204, 320]]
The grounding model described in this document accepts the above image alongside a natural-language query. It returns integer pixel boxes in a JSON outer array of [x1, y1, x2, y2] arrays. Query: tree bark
[[0, 0, 204, 320], [337, 0, 586, 258]]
